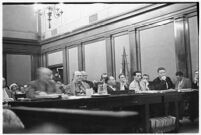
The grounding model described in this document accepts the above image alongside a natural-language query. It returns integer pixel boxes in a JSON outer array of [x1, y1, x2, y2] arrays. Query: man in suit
[[192, 70, 199, 89], [116, 74, 129, 91], [93, 73, 108, 92], [152, 67, 174, 90], [26, 67, 62, 99], [175, 71, 191, 90], [129, 71, 146, 92], [141, 74, 153, 90], [81, 71, 94, 88], [65, 71, 90, 96], [105, 76, 117, 94]]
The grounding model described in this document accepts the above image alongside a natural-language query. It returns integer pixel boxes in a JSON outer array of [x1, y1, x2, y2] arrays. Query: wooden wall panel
[[3, 37, 41, 81]]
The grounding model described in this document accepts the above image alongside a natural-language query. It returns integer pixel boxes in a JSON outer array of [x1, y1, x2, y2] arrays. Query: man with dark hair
[[116, 74, 129, 91], [129, 71, 146, 92], [141, 74, 153, 90], [105, 76, 117, 94], [175, 71, 191, 90], [152, 67, 174, 90], [93, 73, 108, 92]]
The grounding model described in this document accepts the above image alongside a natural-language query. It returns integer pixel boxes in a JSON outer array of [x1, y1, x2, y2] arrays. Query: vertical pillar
[[63, 48, 68, 84], [174, 17, 191, 78], [129, 28, 141, 81], [105, 35, 114, 76]]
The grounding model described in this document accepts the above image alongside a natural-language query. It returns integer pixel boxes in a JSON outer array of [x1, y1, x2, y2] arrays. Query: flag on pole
[[121, 47, 130, 80]]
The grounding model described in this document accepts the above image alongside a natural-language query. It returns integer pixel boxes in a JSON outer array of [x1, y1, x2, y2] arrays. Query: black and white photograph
[[2, 1, 199, 133]]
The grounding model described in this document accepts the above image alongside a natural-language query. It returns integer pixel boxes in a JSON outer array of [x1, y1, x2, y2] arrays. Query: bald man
[[65, 71, 90, 96], [26, 67, 62, 99]]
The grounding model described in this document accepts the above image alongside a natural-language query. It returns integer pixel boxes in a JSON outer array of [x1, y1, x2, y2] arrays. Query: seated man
[[105, 76, 117, 94], [93, 73, 108, 92], [175, 71, 191, 90], [152, 67, 174, 90], [192, 70, 199, 89], [141, 74, 152, 90], [129, 71, 146, 92], [26, 67, 62, 99], [116, 74, 129, 91], [81, 71, 94, 88], [65, 71, 90, 96]]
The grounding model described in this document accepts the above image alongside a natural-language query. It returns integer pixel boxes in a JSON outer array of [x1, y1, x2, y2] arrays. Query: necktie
[[138, 81, 142, 91]]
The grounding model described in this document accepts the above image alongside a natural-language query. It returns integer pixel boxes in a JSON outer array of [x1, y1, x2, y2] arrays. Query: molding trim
[[3, 37, 41, 55]]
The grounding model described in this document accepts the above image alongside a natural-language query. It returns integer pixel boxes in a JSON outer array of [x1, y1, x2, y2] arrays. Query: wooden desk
[[9, 93, 163, 132], [9, 91, 197, 133]]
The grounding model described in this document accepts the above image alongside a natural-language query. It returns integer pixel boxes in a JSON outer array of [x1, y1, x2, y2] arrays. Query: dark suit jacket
[[83, 80, 94, 88], [175, 77, 191, 89], [192, 81, 199, 89], [115, 82, 129, 91], [107, 85, 116, 94], [152, 77, 174, 90]]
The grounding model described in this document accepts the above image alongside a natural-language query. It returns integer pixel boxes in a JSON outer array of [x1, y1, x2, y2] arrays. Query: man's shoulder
[[166, 76, 173, 81], [116, 81, 120, 85], [153, 77, 160, 82], [66, 82, 74, 87], [129, 80, 136, 86], [183, 77, 191, 82]]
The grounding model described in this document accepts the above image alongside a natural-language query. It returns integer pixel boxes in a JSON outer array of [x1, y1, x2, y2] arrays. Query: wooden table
[[8, 90, 197, 133]]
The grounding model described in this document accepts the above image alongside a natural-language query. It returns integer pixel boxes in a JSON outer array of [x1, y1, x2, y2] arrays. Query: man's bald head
[[37, 67, 53, 81], [73, 71, 82, 82]]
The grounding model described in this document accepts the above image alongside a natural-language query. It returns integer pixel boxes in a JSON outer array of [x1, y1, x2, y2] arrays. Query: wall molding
[[3, 37, 41, 55]]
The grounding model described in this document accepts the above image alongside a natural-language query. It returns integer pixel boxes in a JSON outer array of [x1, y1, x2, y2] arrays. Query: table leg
[[175, 101, 179, 132], [144, 104, 150, 133]]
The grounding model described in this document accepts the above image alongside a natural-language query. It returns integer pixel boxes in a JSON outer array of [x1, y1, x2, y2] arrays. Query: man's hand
[[161, 76, 167, 81]]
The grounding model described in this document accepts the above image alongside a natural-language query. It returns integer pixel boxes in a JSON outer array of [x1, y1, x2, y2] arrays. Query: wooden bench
[[10, 106, 139, 133]]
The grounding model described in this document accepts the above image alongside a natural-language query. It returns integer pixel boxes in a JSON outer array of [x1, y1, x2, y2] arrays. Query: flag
[[121, 47, 130, 80]]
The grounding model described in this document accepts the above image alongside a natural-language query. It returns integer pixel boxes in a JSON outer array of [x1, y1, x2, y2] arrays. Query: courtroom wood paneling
[[3, 37, 41, 82], [3, 37, 41, 55]]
